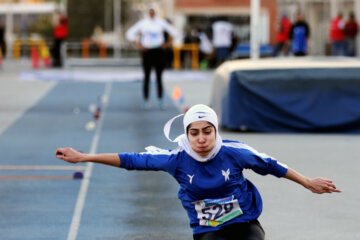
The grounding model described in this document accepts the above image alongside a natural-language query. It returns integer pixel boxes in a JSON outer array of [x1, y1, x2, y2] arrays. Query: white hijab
[[163, 104, 223, 162], [145, 3, 160, 19]]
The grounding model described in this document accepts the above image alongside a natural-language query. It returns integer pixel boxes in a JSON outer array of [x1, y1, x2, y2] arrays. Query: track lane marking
[[67, 82, 112, 240], [0, 165, 87, 171]]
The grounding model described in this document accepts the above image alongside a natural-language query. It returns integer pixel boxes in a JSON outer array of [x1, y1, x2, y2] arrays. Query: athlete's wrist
[[82, 153, 95, 163], [303, 177, 312, 190]]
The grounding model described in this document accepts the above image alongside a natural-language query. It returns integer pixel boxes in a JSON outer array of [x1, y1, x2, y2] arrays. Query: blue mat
[[222, 68, 360, 132]]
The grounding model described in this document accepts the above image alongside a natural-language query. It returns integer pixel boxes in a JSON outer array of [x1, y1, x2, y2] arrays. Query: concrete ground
[[0, 60, 56, 135], [0, 59, 359, 239]]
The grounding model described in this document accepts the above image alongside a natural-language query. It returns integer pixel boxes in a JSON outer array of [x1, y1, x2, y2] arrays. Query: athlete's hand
[[160, 42, 171, 49], [55, 147, 86, 164], [139, 45, 148, 51], [132, 41, 148, 51], [307, 177, 341, 194]]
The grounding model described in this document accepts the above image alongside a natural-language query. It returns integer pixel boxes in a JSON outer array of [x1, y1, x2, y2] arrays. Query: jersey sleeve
[[240, 144, 288, 178], [118, 147, 177, 176], [223, 141, 288, 178], [125, 20, 142, 42], [161, 20, 177, 38]]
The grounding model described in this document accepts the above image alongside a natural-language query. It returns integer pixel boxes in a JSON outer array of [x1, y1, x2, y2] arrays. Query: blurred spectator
[[182, 28, 213, 69], [0, 22, 6, 58], [289, 12, 310, 56], [273, 13, 292, 56], [91, 25, 103, 43], [126, 4, 177, 110], [212, 18, 233, 66], [182, 28, 200, 68], [329, 13, 345, 56], [197, 29, 213, 68], [184, 28, 200, 45], [344, 12, 359, 56], [51, 10, 68, 67]]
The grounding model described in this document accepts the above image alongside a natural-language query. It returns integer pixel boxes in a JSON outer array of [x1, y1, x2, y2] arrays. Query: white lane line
[[67, 82, 112, 240]]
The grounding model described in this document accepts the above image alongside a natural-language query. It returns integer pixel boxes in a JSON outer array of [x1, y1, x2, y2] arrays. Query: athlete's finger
[[323, 178, 333, 184], [330, 188, 341, 193], [55, 148, 65, 158]]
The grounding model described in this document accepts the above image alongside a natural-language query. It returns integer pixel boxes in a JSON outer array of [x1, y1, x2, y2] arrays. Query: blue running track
[[0, 81, 192, 240]]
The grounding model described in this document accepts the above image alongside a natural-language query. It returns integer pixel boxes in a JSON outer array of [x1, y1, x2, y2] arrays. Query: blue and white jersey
[[119, 140, 288, 234]]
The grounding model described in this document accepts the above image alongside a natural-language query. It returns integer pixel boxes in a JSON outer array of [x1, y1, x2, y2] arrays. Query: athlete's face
[[187, 121, 216, 157], [149, 9, 155, 19]]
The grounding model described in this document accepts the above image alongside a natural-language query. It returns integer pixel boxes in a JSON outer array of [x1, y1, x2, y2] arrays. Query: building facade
[[172, 0, 277, 46], [2, 0, 360, 58], [0, 0, 64, 57]]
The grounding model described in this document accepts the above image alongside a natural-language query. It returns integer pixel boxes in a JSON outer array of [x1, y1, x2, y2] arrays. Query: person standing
[[329, 13, 345, 56], [126, 5, 177, 110], [56, 104, 341, 240], [197, 29, 213, 68], [212, 18, 234, 66], [344, 12, 359, 57], [273, 13, 292, 56], [289, 12, 310, 56], [0, 21, 6, 58], [51, 10, 68, 67]]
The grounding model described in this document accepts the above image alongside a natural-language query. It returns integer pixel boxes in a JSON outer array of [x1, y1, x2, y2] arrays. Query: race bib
[[145, 31, 162, 48], [193, 196, 243, 227]]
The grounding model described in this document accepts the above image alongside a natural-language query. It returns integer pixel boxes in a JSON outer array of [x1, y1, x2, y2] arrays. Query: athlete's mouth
[[197, 146, 208, 150]]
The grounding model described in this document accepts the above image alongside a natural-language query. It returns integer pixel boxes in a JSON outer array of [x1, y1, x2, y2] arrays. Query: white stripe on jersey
[[222, 141, 275, 159], [222, 141, 288, 169], [140, 145, 184, 156], [277, 161, 288, 169]]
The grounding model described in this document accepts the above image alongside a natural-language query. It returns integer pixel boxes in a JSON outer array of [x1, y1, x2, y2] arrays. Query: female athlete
[[56, 104, 340, 240]]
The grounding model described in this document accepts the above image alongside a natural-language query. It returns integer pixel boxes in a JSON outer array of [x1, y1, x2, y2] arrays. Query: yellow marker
[[39, 41, 51, 67], [40, 45, 50, 59], [208, 220, 220, 227]]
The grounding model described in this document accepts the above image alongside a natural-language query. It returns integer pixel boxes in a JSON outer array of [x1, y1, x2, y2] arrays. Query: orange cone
[[31, 46, 39, 69]]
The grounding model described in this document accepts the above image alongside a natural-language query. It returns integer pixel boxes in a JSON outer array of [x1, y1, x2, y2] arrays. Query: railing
[[12, 39, 50, 60], [9, 39, 202, 70], [173, 43, 199, 70], [81, 39, 107, 58]]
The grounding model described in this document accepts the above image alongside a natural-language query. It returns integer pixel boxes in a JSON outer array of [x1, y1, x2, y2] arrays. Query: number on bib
[[193, 196, 243, 227]]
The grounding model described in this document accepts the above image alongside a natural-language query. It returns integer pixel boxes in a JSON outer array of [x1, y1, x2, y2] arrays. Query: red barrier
[[31, 46, 39, 69]]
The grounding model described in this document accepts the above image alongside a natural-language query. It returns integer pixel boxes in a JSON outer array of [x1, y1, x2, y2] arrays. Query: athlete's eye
[[189, 131, 199, 136]]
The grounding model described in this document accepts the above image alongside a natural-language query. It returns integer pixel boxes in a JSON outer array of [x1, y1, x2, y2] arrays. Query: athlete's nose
[[198, 133, 206, 143]]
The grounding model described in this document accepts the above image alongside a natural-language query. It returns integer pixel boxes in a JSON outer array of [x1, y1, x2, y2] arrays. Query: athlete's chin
[[195, 147, 211, 156]]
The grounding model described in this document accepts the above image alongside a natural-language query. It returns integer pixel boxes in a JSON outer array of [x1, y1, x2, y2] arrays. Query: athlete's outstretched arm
[[284, 168, 341, 194], [55, 147, 120, 167]]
